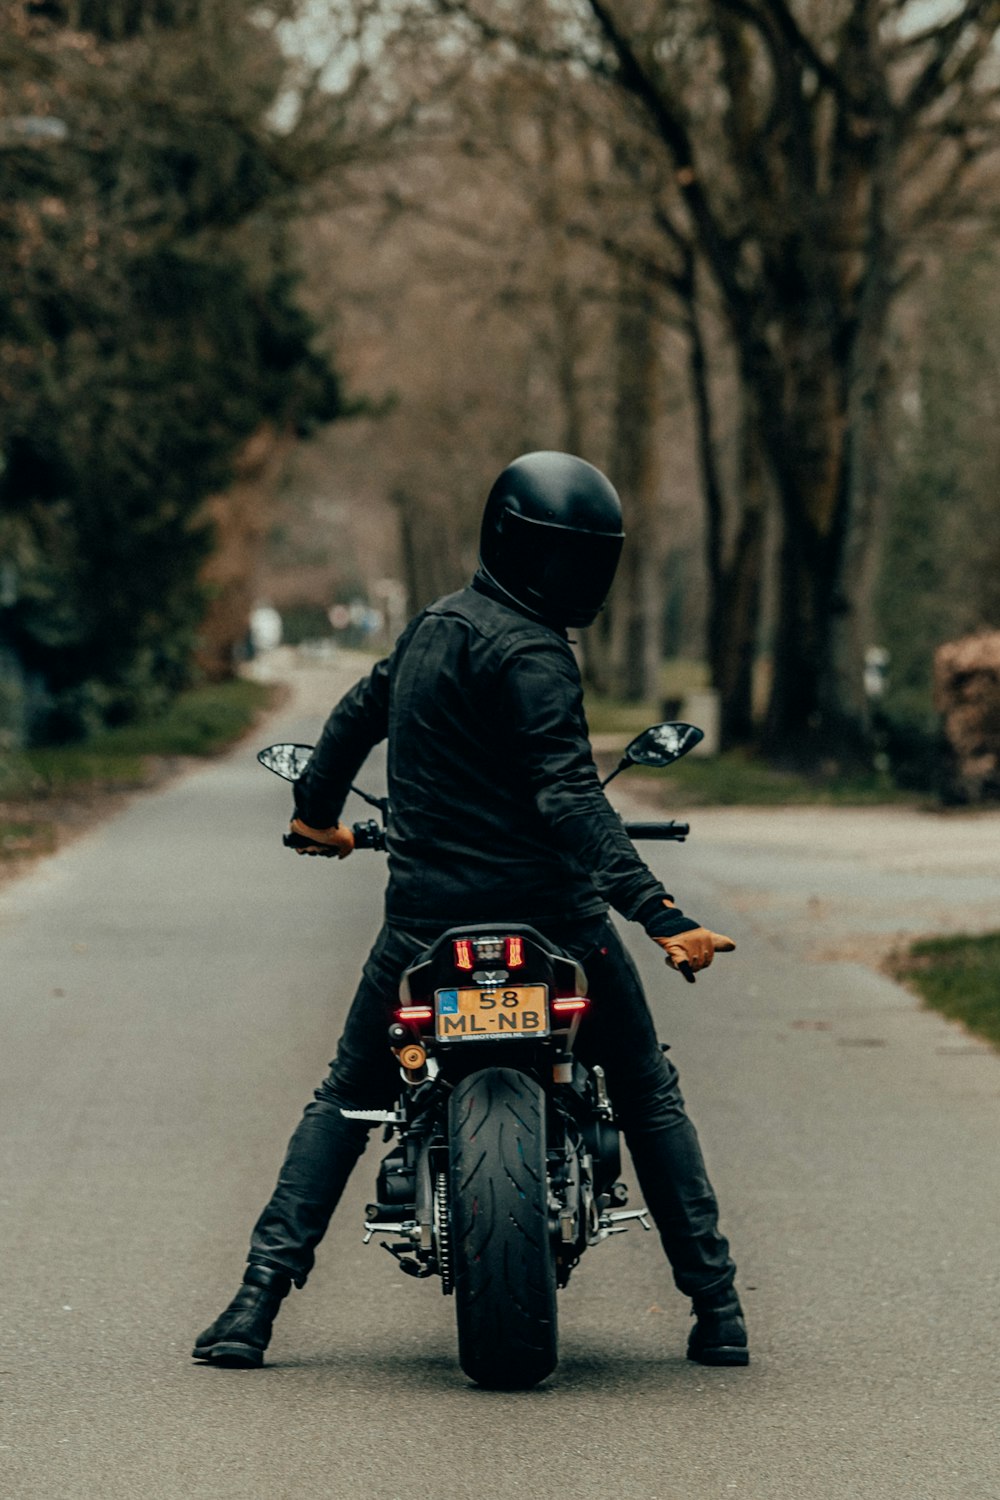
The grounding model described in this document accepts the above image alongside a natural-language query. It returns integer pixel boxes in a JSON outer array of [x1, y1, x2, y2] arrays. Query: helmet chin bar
[[474, 563, 609, 631], [474, 564, 564, 628]]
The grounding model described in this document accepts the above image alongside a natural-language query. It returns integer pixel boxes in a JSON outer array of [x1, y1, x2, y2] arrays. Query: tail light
[[452, 939, 474, 971], [504, 935, 525, 969], [453, 935, 522, 969], [397, 1004, 433, 1027]]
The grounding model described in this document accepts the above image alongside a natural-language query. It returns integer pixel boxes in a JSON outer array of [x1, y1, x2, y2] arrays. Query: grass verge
[[888, 933, 1000, 1050], [638, 749, 912, 807], [586, 691, 916, 806], [0, 678, 276, 871], [584, 694, 663, 738]]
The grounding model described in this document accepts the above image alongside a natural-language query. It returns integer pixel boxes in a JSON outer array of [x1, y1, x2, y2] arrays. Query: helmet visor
[[506, 514, 624, 628]]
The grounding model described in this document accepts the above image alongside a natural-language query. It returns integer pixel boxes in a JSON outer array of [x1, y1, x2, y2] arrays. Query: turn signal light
[[397, 1005, 433, 1026], [551, 997, 589, 1016], [398, 1043, 427, 1070]]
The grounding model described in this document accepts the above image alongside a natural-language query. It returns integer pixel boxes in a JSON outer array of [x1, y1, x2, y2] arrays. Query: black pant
[[248, 918, 736, 1302]]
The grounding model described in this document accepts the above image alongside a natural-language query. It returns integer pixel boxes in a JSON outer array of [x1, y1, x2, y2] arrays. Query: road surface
[[2, 651, 999, 1499]]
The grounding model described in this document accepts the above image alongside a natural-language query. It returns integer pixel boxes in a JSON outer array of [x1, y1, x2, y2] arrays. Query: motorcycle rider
[[193, 451, 747, 1370]]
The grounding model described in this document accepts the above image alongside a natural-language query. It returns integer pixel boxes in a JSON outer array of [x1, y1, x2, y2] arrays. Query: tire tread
[[449, 1068, 557, 1389]]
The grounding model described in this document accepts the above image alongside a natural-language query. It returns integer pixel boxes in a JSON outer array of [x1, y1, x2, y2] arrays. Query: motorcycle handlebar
[[622, 820, 689, 842], [287, 819, 687, 854], [283, 819, 387, 853]]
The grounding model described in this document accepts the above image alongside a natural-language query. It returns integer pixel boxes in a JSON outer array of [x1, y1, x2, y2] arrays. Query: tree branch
[[584, 0, 751, 316], [716, 0, 859, 107], [429, 0, 613, 76], [566, 221, 689, 310], [900, 0, 1000, 121]]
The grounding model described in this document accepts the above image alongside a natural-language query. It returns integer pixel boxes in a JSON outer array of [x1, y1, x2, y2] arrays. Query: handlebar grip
[[284, 830, 335, 851], [623, 820, 690, 841], [284, 822, 387, 852]]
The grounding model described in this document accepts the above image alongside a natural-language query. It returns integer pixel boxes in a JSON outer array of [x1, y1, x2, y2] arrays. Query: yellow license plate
[[435, 985, 549, 1040]]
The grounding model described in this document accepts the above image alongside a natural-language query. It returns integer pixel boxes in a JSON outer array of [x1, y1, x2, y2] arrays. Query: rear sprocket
[[435, 1170, 453, 1295]]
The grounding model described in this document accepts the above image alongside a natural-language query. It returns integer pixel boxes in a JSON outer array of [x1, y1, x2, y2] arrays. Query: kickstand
[[380, 1241, 433, 1279]]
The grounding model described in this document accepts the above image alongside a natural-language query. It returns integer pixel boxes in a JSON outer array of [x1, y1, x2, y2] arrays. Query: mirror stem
[[599, 760, 629, 791], [351, 783, 389, 817]]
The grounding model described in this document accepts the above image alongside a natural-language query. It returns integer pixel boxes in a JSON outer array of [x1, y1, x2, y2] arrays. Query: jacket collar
[[470, 570, 568, 638]]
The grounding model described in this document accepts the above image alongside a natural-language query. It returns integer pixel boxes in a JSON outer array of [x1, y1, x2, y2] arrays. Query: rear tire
[[448, 1067, 558, 1389]]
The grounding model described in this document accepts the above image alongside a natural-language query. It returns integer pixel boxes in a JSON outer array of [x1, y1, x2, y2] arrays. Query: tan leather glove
[[652, 896, 736, 982], [288, 817, 355, 859], [654, 927, 736, 975]]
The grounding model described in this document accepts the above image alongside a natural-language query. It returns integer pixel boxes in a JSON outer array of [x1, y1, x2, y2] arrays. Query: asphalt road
[[3, 652, 999, 1500]]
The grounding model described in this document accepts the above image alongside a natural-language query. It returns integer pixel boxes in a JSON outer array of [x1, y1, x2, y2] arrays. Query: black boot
[[687, 1289, 749, 1366], [192, 1264, 292, 1368]]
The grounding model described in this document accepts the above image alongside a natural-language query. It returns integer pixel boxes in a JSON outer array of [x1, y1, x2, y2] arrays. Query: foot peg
[[596, 1205, 651, 1239], [380, 1240, 433, 1278]]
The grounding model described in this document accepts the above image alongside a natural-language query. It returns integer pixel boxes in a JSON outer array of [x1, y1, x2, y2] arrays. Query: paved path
[[2, 651, 999, 1499]]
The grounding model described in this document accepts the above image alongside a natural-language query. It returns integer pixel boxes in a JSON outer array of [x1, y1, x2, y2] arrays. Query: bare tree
[[291, 48, 633, 613], [419, 0, 1000, 757], [583, 0, 1000, 755]]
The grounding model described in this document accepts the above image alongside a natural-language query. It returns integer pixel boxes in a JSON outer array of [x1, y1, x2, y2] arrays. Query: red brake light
[[397, 1005, 433, 1026], [453, 939, 474, 971], [551, 997, 588, 1016], [505, 935, 525, 969]]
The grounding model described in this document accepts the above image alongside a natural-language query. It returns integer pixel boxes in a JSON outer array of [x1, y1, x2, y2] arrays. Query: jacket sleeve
[[292, 619, 418, 827], [500, 637, 699, 935]]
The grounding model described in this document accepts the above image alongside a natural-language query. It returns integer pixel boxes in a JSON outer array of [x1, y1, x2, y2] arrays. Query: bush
[[0, 8, 341, 746]]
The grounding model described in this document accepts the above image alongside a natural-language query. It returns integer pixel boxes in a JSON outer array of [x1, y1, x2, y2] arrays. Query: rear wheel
[[448, 1067, 558, 1389]]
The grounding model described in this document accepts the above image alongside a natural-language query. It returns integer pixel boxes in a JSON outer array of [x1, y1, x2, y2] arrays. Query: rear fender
[[400, 922, 587, 1004]]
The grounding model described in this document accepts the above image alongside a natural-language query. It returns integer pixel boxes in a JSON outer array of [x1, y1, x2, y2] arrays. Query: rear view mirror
[[257, 743, 314, 782], [600, 721, 704, 787], [625, 722, 704, 767]]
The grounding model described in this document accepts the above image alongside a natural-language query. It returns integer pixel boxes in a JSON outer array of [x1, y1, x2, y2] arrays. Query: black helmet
[[478, 451, 625, 628]]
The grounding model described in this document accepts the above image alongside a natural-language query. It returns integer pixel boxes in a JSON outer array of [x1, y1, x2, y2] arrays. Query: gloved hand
[[287, 817, 355, 858], [651, 899, 736, 982]]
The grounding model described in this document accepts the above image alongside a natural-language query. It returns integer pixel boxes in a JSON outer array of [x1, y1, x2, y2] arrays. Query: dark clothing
[[249, 917, 736, 1302], [293, 578, 698, 940], [248, 579, 736, 1307]]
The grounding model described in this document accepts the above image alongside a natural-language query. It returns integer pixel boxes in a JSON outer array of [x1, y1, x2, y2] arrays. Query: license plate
[[434, 984, 549, 1040]]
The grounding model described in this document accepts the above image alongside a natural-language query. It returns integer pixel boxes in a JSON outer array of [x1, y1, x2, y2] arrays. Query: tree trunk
[[710, 409, 767, 745], [393, 488, 464, 612], [765, 507, 839, 755], [684, 272, 766, 747], [607, 273, 661, 703], [830, 150, 898, 740], [758, 342, 855, 756], [756, 152, 898, 759]]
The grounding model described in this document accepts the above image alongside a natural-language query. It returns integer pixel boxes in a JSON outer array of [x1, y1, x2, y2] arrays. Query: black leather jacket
[[293, 578, 698, 939]]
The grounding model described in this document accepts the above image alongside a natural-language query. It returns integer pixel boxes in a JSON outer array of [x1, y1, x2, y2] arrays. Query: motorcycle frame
[[348, 923, 649, 1289]]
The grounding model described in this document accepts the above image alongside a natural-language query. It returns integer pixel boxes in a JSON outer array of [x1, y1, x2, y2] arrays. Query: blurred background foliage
[[1, 0, 998, 797], [0, 0, 341, 742], [878, 248, 1000, 731]]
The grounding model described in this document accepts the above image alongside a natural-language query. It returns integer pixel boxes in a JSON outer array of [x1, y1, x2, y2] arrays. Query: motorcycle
[[258, 720, 704, 1389]]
